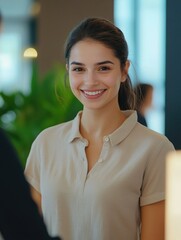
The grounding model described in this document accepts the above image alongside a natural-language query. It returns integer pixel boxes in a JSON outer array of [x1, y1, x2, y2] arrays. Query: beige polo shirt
[[25, 110, 174, 240]]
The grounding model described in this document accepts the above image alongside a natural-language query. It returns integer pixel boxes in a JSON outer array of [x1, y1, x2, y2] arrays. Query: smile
[[81, 89, 106, 98], [84, 90, 104, 95]]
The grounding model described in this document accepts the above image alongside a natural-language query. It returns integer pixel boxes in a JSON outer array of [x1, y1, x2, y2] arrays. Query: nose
[[84, 71, 98, 86]]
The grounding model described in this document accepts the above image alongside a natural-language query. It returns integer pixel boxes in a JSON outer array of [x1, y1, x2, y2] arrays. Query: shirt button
[[98, 158, 103, 163], [80, 138, 88, 146], [104, 136, 109, 142]]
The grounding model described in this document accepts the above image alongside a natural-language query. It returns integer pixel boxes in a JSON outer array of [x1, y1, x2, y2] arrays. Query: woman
[[25, 17, 174, 240]]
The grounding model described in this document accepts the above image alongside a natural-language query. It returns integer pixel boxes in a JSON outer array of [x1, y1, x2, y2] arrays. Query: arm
[[141, 200, 165, 240], [30, 186, 42, 214]]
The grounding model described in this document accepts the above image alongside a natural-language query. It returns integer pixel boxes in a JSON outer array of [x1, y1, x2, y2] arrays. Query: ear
[[121, 60, 130, 82], [66, 63, 69, 71]]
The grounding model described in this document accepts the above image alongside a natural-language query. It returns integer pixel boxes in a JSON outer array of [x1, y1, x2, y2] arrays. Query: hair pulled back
[[134, 83, 153, 110], [64, 17, 136, 110]]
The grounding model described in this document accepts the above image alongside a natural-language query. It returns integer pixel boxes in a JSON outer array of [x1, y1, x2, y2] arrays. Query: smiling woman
[[25, 17, 174, 240], [67, 39, 127, 110]]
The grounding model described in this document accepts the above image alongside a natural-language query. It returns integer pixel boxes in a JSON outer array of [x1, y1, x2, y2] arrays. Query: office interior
[[0, 0, 180, 150]]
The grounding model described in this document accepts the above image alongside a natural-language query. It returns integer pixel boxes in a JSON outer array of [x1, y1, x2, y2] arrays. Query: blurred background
[[0, 0, 180, 166]]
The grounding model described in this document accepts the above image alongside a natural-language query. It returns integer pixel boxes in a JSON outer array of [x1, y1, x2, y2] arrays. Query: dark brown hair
[[134, 83, 153, 110]]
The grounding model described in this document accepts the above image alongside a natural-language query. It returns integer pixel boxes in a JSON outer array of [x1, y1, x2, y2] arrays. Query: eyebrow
[[70, 61, 84, 66], [70, 60, 114, 65]]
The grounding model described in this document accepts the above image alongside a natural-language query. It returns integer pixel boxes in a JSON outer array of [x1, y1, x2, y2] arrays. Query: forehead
[[69, 39, 116, 62]]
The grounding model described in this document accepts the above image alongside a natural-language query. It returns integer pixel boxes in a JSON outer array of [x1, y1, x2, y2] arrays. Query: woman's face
[[67, 39, 129, 111]]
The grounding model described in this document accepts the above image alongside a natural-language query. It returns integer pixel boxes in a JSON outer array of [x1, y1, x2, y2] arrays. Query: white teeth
[[84, 90, 103, 96]]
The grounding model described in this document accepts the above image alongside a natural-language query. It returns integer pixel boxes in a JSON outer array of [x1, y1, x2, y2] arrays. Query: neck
[[80, 105, 126, 139]]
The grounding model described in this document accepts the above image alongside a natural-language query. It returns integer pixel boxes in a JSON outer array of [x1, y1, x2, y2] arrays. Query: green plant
[[0, 63, 82, 167]]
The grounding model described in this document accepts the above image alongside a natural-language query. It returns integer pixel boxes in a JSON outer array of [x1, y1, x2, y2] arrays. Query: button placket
[[97, 158, 103, 163], [78, 139, 88, 185], [97, 136, 110, 164]]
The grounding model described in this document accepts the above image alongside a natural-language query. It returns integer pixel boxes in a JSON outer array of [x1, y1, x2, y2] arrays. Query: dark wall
[[165, 0, 181, 149], [37, 0, 114, 75]]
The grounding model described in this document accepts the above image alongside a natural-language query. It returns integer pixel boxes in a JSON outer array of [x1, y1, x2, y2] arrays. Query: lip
[[81, 89, 106, 99]]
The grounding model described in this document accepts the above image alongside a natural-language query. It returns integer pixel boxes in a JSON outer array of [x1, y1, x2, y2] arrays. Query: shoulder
[[0, 128, 19, 159], [35, 120, 73, 144], [124, 110, 174, 149], [35, 111, 82, 144], [135, 123, 175, 155], [0, 128, 10, 145]]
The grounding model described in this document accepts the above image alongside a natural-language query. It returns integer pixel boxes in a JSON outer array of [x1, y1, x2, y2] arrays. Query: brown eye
[[73, 67, 83, 72], [99, 66, 110, 71]]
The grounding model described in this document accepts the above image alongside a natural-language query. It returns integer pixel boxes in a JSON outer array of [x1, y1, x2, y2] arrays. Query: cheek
[[104, 74, 121, 88], [69, 75, 79, 92]]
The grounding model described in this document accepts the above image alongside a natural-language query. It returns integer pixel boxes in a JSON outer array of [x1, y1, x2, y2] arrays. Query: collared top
[[25, 110, 174, 240]]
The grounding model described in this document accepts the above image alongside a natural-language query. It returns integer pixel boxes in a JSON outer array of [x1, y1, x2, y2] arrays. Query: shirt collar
[[68, 110, 138, 145], [108, 110, 138, 146], [68, 111, 82, 143]]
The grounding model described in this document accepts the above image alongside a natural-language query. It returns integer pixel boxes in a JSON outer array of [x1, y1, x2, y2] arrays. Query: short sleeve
[[140, 137, 175, 206], [24, 136, 41, 193]]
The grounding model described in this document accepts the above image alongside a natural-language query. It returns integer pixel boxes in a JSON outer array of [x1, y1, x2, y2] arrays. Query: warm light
[[31, 2, 41, 17], [166, 150, 181, 240], [23, 48, 38, 58]]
